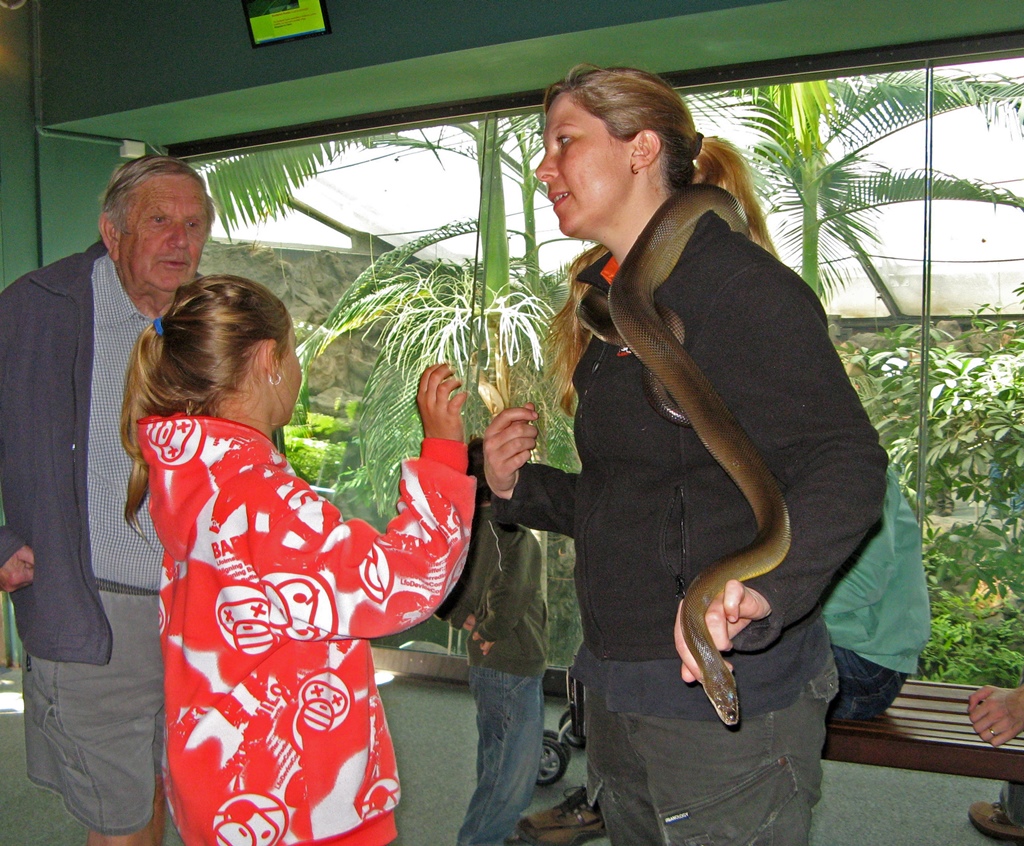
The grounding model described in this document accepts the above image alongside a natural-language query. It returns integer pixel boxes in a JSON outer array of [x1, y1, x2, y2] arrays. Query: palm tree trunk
[[801, 174, 821, 296]]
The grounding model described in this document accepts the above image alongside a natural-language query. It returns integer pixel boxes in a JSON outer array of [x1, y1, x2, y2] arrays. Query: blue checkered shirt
[[86, 255, 163, 591]]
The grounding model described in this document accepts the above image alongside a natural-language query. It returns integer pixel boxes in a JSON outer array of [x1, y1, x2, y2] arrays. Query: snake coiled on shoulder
[[577, 184, 791, 725]]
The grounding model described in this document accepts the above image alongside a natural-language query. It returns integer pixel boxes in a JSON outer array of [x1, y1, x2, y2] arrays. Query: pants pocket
[[661, 754, 797, 846]]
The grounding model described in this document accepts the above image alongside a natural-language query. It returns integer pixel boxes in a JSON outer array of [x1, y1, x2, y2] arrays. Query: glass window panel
[[192, 52, 1024, 682], [917, 57, 1024, 632], [195, 114, 585, 669]]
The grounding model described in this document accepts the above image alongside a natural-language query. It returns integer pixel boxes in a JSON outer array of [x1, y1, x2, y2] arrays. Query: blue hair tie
[[153, 317, 164, 336]]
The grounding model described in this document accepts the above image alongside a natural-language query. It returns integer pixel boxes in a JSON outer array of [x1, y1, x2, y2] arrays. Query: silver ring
[[991, 729, 998, 736]]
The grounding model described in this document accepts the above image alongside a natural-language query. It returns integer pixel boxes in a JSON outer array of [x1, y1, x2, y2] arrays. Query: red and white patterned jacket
[[138, 415, 474, 846]]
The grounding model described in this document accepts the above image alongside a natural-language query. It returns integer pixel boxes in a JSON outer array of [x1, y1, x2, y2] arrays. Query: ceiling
[[41, 0, 1024, 154]]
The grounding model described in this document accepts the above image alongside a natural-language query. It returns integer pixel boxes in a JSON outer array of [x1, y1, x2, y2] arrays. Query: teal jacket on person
[[821, 466, 931, 674]]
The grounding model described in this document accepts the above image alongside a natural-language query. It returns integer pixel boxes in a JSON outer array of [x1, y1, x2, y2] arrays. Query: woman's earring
[[631, 162, 640, 175], [269, 372, 282, 386]]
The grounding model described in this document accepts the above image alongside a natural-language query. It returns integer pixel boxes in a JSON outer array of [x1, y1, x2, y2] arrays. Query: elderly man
[[0, 156, 214, 846]]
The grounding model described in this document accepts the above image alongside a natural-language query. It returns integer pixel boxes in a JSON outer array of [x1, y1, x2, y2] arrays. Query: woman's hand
[[673, 579, 771, 684], [482, 403, 538, 499], [969, 685, 1024, 747], [417, 364, 467, 442]]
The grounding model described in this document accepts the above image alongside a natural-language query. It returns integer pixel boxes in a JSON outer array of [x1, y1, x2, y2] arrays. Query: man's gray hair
[[101, 156, 216, 236]]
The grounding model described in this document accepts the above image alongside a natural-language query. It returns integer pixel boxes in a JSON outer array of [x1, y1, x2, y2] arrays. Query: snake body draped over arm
[[577, 184, 792, 725]]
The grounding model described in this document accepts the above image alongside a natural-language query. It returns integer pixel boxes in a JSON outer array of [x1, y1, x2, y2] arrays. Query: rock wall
[[199, 240, 379, 415]]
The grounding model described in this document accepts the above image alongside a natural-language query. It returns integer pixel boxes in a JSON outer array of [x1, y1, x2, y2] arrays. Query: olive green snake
[[577, 184, 791, 725]]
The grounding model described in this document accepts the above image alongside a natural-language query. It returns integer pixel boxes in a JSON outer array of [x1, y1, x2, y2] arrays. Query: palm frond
[[830, 72, 1024, 154], [819, 168, 1024, 219], [297, 218, 478, 365], [195, 142, 345, 232]]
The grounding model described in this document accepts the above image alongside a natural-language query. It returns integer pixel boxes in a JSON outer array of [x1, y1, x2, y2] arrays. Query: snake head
[[706, 678, 740, 726]]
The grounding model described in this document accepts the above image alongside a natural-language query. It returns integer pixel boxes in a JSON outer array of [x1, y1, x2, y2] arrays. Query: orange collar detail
[[600, 257, 619, 285]]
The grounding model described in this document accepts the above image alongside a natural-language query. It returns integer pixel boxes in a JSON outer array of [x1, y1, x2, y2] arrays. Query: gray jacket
[[0, 242, 112, 664]]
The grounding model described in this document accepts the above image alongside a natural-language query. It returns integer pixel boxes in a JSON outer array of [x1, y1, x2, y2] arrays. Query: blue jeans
[[1003, 782, 1024, 825], [457, 666, 544, 846], [586, 657, 838, 846], [829, 645, 907, 720]]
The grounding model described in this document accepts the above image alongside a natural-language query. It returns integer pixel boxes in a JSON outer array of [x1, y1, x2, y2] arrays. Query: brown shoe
[[516, 786, 605, 845], [970, 801, 1024, 842]]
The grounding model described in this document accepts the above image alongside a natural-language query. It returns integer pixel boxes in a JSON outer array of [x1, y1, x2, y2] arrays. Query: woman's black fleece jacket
[[495, 211, 888, 718]]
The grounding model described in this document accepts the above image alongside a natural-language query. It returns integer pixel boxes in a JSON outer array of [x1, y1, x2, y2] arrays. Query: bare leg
[[152, 776, 166, 846], [85, 829, 152, 846], [85, 776, 166, 846]]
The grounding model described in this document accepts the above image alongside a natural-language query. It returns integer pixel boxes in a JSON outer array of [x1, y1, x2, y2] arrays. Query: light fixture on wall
[[119, 140, 147, 159], [0, 0, 29, 10]]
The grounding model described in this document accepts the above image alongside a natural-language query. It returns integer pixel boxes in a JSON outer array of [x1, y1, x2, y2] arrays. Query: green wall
[[40, 0, 772, 138], [36, 136, 124, 266], [37, 0, 1024, 148], [1, 0, 1022, 283], [0, 3, 38, 286]]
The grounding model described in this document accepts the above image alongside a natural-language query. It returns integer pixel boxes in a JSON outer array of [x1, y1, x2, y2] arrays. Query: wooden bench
[[823, 679, 1024, 781]]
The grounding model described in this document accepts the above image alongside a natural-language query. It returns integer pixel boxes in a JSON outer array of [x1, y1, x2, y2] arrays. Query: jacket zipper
[[675, 484, 689, 600], [576, 343, 613, 656]]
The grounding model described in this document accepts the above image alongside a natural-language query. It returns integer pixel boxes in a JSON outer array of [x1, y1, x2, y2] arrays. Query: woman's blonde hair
[[544, 65, 777, 413], [121, 274, 292, 523]]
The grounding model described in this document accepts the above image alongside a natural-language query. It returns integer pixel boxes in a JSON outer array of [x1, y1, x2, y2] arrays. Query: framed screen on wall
[[243, 0, 331, 47]]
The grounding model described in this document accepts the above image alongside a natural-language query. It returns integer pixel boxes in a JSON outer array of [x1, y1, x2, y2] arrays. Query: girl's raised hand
[[417, 363, 467, 442]]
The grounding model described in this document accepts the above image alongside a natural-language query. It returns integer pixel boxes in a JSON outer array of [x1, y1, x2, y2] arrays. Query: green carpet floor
[[0, 668, 1006, 845]]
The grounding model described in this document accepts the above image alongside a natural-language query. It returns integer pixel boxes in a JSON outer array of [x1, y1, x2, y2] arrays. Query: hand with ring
[[969, 685, 1024, 747]]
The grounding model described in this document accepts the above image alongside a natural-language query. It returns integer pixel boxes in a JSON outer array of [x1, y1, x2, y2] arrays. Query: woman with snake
[[483, 65, 887, 845]]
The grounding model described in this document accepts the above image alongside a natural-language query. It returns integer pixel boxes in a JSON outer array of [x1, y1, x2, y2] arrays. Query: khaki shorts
[[22, 591, 164, 835]]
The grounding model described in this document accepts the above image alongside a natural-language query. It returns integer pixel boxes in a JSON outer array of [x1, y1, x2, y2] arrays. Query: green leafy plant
[[842, 311, 1024, 600], [696, 71, 1024, 300], [918, 557, 1024, 687], [282, 408, 381, 526]]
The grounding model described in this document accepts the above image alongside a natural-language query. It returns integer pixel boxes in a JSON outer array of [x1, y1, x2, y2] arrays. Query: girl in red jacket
[[121, 274, 475, 846]]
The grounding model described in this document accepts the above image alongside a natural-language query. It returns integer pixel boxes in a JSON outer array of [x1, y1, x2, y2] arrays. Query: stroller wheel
[[536, 729, 570, 786], [559, 707, 586, 748]]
